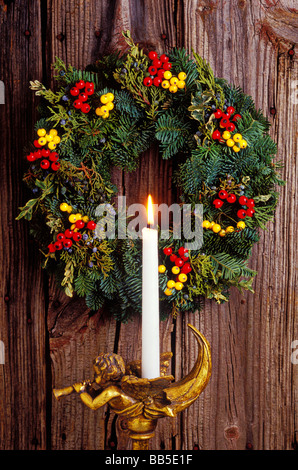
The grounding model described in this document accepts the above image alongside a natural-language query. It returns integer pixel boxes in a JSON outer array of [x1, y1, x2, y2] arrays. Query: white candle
[[141, 195, 160, 379]]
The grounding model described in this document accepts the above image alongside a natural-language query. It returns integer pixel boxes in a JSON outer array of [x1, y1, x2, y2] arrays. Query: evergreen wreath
[[18, 31, 283, 322]]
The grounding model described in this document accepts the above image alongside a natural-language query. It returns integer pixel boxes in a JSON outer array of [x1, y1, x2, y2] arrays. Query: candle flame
[[147, 194, 154, 226]]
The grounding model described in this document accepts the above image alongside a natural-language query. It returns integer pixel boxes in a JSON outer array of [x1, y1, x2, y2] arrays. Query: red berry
[[79, 93, 88, 102], [239, 195, 248, 205], [220, 117, 230, 128], [153, 59, 162, 68], [153, 77, 162, 87], [40, 159, 50, 169], [213, 199, 224, 208], [56, 233, 65, 241], [246, 208, 254, 217], [163, 247, 172, 256], [212, 130, 221, 140], [63, 239, 73, 248], [51, 161, 60, 171], [48, 243, 56, 253], [70, 87, 79, 96], [64, 229, 73, 238], [181, 263, 192, 274], [41, 148, 50, 157], [73, 232, 82, 242], [226, 122, 236, 132], [157, 69, 165, 78], [226, 194, 237, 203], [226, 106, 235, 116], [170, 254, 177, 262], [214, 109, 222, 119], [163, 62, 172, 71], [75, 220, 85, 229], [35, 150, 42, 159], [237, 209, 246, 219], [49, 152, 59, 162], [148, 51, 158, 60], [81, 103, 91, 113], [148, 65, 157, 75], [178, 246, 188, 256], [73, 99, 82, 109], [246, 199, 255, 208], [218, 190, 228, 199], [54, 241, 63, 250], [160, 54, 169, 62], [76, 80, 85, 89], [87, 221, 96, 230], [232, 114, 242, 122], [143, 77, 153, 87], [27, 153, 36, 162], [175, 258, 184, 267], [34, 140, 41, 148]]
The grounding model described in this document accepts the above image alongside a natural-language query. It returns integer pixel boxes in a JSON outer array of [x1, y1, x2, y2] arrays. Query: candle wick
[[147, 223, 152, 229]]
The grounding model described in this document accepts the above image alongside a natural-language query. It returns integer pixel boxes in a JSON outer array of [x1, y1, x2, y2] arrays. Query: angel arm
[[75, 384, 122, 411]]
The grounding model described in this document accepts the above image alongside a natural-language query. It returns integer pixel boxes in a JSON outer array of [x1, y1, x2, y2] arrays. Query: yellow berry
[[233, 145, 241, 153], [177, 80, 185, 89], [167, 280, 176, 289], [49, 129, 58, 136], [82, 215, 89, 223], [226, 138, 235, 147], [178, 72, 187, 81], [106, 101, 114, 111], [209, 221, 215, 228], [164, 288, 173, 296], [101, 105, 109, 114], [71, 224, 76, 230], [69, 214, 78, 223], [239, 139, 248, 149], [212, 223, 221, 233], [60, 203, 69, 212], [222, 131, 231, 140], [53, 135, 61, 144], [233, 133, 242, 142], [226, 226, 235, 233], [178, 273, 187, 283], [169, 85, 178, 93], [38, 137, 47, 146], [102, 112, 110, 119], [45, 133, 53, 142], [48, 142, 57, 150], [170, 76, 178, 86], [66, 205, 73, 213], [175, 282, 183, 291], [100, 94, 109, 104], [75, 213, 82, 220], [158, 264, 166, 273], [37, 128, 46, 137], [219, 229, 226, 237], [161, 80, 170, 89], [106, 93, 114, 102], [96, 107, 104, 116], [172, 266, 180, 275], [237, 221, 246, 230], [164, 71, 172, 80], [202, 220, 211, 229]]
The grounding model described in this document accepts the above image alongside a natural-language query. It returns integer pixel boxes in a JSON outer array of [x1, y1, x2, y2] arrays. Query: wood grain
[[0, 0, 296, 450]]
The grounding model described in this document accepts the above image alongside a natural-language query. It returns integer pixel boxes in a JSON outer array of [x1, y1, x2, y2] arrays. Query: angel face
[[93, 353, 126, 384]]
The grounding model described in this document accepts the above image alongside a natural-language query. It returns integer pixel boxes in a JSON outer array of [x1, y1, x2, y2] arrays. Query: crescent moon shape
[[164, 324, 211, 416]]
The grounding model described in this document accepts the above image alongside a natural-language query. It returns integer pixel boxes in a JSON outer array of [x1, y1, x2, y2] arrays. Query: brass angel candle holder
[[53, 324, 211, 450]]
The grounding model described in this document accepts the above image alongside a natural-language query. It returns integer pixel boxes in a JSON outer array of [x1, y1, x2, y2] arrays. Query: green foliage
[[18, 31, 283, 322]]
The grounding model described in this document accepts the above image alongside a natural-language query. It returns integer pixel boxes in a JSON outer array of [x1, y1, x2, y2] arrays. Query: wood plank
[[0, 0, 46, 450]]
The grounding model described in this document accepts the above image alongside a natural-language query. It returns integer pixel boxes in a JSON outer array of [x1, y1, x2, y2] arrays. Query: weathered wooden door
[[0, 0, 297, 450]]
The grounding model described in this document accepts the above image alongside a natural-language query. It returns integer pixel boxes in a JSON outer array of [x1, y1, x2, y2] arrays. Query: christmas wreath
[[18, 31, 283, 322]]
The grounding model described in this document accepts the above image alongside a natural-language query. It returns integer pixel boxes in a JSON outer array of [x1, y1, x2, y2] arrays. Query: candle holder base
[[53, 324, 211, 450]]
